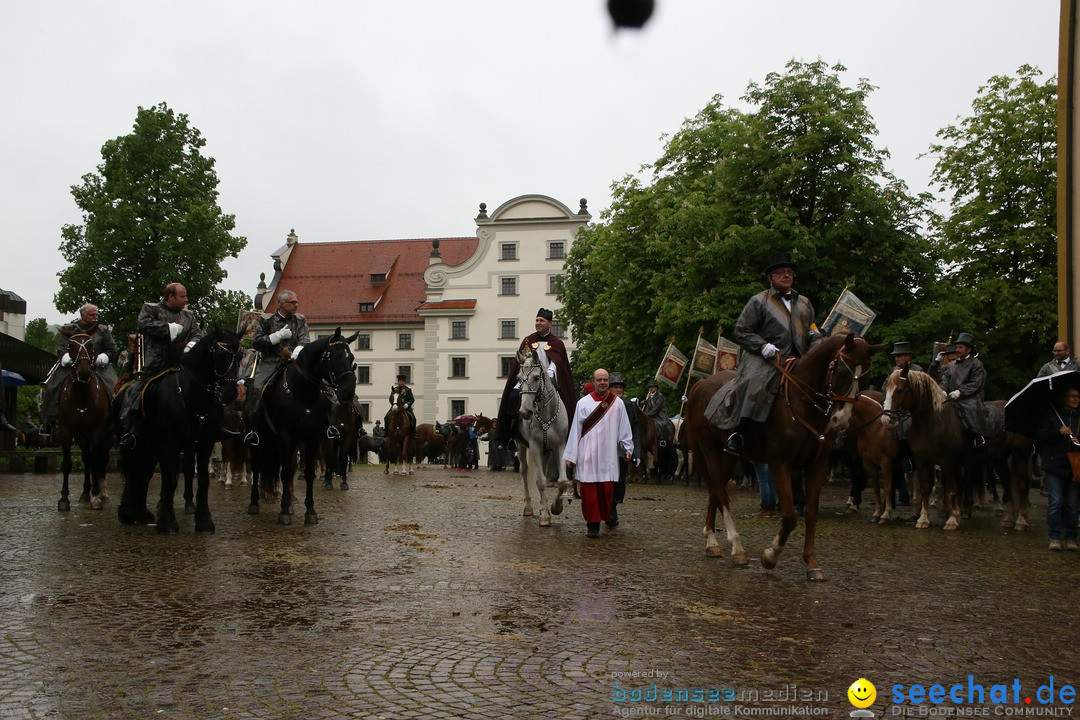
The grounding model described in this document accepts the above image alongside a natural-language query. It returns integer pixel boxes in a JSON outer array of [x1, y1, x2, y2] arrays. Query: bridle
[[518, 355, 562, 450], [67, 334, 96, 383], [774, 344, 865, 443]]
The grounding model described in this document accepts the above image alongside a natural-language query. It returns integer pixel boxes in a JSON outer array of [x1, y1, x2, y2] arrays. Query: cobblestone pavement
[[0, 463, 1078, 720]]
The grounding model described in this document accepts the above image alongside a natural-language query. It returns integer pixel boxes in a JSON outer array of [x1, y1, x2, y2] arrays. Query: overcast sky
[[0, 1, 1061, 327]]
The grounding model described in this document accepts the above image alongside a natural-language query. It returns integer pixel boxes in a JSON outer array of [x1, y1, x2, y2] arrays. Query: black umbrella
[[1004, 370, 1080, 433]]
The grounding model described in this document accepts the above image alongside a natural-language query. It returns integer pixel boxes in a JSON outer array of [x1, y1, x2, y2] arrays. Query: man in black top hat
[[890, 341, 923, 374], [928, 331, 997, 443], [387, 374, 416, 431], [704, 251, 821, 453]]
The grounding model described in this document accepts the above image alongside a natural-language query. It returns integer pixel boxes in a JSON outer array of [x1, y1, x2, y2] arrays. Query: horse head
[[882, 367, 945, 423], [801, 333, 877, 433], [64, 332, 96, 383], [323, 327, 358, 404], [183, 329, 243, 389], [516, 349, 546, 422]]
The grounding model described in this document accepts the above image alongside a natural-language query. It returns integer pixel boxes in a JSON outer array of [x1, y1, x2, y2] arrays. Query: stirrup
[[326, 426, 341, 439], [973, 435, 986, 448], [244, 431, 260, 447], [724, 432, 744, 455], [119, 433, 137, 450]]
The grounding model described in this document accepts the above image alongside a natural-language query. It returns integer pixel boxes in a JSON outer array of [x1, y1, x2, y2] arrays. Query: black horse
[[248, 328, 357, 525], [116, 329, 243, 533]]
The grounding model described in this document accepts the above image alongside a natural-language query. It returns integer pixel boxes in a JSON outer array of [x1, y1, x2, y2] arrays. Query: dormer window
[[358, 302, 375, 313], [371, 273, 387, 284]]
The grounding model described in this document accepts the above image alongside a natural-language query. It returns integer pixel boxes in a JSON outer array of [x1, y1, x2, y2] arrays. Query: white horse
[[515, 349, 570, 527]]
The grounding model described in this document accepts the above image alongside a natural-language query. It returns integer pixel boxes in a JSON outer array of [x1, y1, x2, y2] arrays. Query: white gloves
[[168, 322, 184, 341], [184, 340, 197, 353], [60, 355, 73, 367], [935, 351, 946, 363], [290, 345, 304, 361], [761, 343, 779, 359], [948, 390, 961, 400], [545, 364, 556, 379], [269, 327, 293, 345], [94, 353, 109, 368]]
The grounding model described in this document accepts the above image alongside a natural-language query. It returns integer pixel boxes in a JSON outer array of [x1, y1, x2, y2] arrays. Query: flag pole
[[679, 328, 703, 417]]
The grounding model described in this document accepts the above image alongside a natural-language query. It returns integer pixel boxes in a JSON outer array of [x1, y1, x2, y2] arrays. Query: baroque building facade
[[254, 194, 590, 425]]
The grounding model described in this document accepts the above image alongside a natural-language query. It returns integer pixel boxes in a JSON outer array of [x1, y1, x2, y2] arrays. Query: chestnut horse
[[685, 333, 877, 581], [384, 400, 414, 475], [632, 406, 676, 482], [415, 422, 457, 467], [882, 368, 1033, 531], [55, 332, 113, 512], [843, 393, 903, 523]]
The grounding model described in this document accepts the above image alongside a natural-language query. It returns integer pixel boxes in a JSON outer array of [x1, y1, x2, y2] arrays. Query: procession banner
[[655, 343, 688, 389], [237, 310, 264, 340], [821, 289, 876, 336], [716, 336, 740, 373], [690, 336, 718, 379]]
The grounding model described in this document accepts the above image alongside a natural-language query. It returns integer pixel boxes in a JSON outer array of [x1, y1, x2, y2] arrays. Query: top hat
[[609, 372, 626, 387], [395, 374, 407, 381], [647, 378, 659, 388], [764, 251, 796, 275], [890, 341, 914, 356], [954, 332, 976, 349], [536, 308, 554, 321]]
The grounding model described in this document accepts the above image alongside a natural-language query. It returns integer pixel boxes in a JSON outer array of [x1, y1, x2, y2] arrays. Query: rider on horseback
[[927, 332, 1000, 446], [386, 374, 416, 433], [244, 290, 310, 445], [705, 252, 822, 454], [641, 379, 671, 446], [40, 303, 119, 434], [118, 283, 205, 449]]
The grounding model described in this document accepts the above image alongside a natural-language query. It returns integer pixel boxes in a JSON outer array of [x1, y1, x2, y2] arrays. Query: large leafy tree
[[561, 60, 934, 392], [926, 65, 1057, 397], [56, 102, 247, 338]]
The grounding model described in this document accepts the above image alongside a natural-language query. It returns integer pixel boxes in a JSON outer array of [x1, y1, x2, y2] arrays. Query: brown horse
[[842, 393, 903, 523], [415, 422, 457, 467], [384, 401, 414, 475], [685, 333, 877, 581], [322, 401, 358, 490], [55, 332, 113, 512], [632, 406, 676, 482], [882, 368, 1033, 531], [220, 382, 250, 489]]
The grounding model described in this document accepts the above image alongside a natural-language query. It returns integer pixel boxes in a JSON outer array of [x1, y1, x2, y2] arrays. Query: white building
[[254, 194, 590, 424]]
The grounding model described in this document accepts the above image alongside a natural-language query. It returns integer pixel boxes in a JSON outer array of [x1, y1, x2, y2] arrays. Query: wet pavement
[[1, 463, 1078, 720]]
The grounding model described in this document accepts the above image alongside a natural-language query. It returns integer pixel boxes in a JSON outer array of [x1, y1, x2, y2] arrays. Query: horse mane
[[885, 368, 946, 413]]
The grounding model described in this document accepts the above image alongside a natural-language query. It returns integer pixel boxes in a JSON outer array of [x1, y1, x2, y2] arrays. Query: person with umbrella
[[1032, 386, 1080, 551]]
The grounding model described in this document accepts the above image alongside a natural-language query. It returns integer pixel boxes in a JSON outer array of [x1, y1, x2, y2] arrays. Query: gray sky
[[0, 1, 1060, 327]]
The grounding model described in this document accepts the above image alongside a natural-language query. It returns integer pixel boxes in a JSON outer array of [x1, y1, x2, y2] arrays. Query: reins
[[773, 344, 863, 443], [518, 359, 562, 451]]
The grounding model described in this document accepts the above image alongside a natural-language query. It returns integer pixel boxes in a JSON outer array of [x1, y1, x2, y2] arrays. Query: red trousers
[[578, 482, 614, 523]]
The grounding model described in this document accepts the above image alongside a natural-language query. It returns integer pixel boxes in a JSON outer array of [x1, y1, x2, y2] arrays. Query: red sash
[[581, 392, 614, 438]]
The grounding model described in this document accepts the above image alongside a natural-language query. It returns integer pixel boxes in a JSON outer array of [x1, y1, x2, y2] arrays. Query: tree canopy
[[56, 102, 248, 338]]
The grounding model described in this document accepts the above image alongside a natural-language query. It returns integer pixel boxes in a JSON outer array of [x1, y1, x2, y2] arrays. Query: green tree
[[927, 65, 1057, 396], [199, 289, 254, 334], [56, 102, 247, 339], [561, 60, 935, 392], [23, 318, 58, 355]]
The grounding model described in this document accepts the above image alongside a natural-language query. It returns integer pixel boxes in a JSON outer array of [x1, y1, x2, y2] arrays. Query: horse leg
[[156, 453, 181, 535], [117, 448, 155, 524], [1010, 450, 1031, 531], [58, 441, 73, 512], [83, 438, 103, 511], [533, 446, 553, 527], [549, 446, 571, 517], [762, 463, 798, 571], [194, 439, 215, 533], [304, 440, 319, 525], [799, 463, 829, 582], [278, 446, 295, 525], [942, 463, 962, 531], [182, 449, 196, 515], [699, 443, 744, 564], [248, 447, 264, 515], [519, 444, 534, 517], [913, 462, 933, 529]]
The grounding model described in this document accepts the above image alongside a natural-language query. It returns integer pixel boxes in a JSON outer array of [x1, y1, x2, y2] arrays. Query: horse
[[684, 333, 877, 581], [671, 415, 692, 483], [248, 328, 358, 524], [882, 368, 1033, 531], [631, 404, 676, 483], [357, 433, 386, 464], [219, 380, 250, 489], [322, 400, 358, 490], [116, 329, 243, 533], [514, 348, 570, 527], [415, 422, 457, 468], [384, 399, 415, 475], [54, 332, 113, 512], [840, 393, 903, 523]]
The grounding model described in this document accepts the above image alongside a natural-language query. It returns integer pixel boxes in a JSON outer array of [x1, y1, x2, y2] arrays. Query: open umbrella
[[1004, 370, 1080, 433], [1, 370, 26, 388], [452, 414, 479, 425]]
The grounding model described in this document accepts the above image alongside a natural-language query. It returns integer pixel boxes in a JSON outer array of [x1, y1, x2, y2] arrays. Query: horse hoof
[[90, 497, 103, 511], [550, 498, 563, 516], [869, 515, 880, 524], [1014, 522, 1028, 532], [79, 492, 90, 504], [523, 507, 534, 517], [340, 481, 349, 491], [943, 520, 960, 531], [994, 507, 1005, 517], [539, 517, 551, 527], [1000, 519, 1015, 529], [247, 504, 260, 515], [705, 545, 725, 558], [806, 568, 828, 582], [278, 513, 293, 526], [184, 502, 196, 515], [915, 520, 930, 529], [195, 520, 215, 533], [156, 522, 179, 535], [305, 513, 319, 525], [731, 552, 749, 567], [58, 499, 70, 512], [761, 548, 779, 570], [323, 481, 333, 490]]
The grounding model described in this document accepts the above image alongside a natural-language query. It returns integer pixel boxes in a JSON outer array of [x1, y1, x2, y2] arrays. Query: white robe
[[564, 393, 633, 484]]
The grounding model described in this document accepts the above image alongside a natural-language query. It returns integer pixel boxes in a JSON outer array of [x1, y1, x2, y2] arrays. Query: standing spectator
[[1037, 341, 1078, 378], [607, 372, 640, 527], [1032, 387, 1080, 551]]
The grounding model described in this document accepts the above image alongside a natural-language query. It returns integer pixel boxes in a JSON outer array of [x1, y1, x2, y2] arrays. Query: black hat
[[764, 251, 796, 275], [890, 341, 913, 356], [954, 332, 976, 349], [396, 374, 406, 381], [609, 372, 626, 387], [536, 308, 554, 321], [647, 378, 659, 388]]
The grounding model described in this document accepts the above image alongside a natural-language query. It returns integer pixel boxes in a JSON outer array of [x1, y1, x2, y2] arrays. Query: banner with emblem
[[690, 336, 718, 379], [821, 289, 876, 336], [655, 343, 688, 389], [716, 336, 740, 373]]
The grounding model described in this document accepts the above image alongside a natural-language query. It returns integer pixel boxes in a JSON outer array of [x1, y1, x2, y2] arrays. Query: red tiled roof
[[278, 238, 477, 325], [418, 300, 477, 312]]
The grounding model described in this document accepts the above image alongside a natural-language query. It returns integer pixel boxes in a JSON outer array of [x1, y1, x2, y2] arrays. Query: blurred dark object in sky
[[608, 0, 654, 29]]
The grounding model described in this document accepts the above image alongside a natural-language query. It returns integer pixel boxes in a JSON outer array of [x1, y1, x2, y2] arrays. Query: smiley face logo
[[848, 678, 876, 709]]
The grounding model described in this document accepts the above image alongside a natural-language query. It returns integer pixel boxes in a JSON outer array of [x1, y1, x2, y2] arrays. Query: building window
[[398, 332, 412, 350], [450, 399, 466, 418], [499, 277, 517, 296], [450, 356, 467, 378], [397, 365, 412, 384], [359, 302, 375, 313], [371, 273, 386, 284], [358, 402, 370, 423], [450, 320, 467, 340], [499, 319, 517, 340], [551, 319, 565, 338], [356, 333, 371, 351], [356, 365, 372, 385], [547, 274, 561, 295], [499, 356, 515, 378], [500, 243, 518, 261], [548, 241, 565, 260]]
